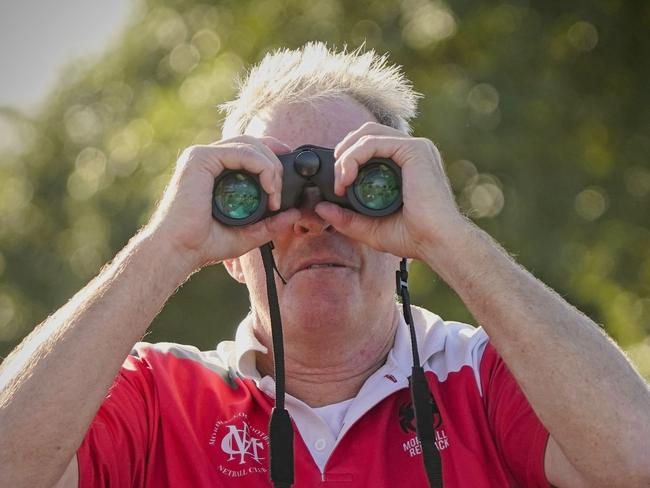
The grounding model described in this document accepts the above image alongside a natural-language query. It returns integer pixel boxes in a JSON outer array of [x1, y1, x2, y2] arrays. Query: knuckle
[[180, 144, 200, 160], [357, 134, 375, 149], [261, 171, 275, 187], [360, 121, 380, 131], [222, 134, 255, 145], [358, 134, 373, 144], [430, 144, 442, 161], [233, 143, 258, 162], [417, 137, 438, 153], [177, 145, 202, 169], [342, 156, 357, 170]]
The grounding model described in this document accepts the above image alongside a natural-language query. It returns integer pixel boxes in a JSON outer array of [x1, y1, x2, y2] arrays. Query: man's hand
[[147, 135, 300, 272], [314, 122, 465, 261]]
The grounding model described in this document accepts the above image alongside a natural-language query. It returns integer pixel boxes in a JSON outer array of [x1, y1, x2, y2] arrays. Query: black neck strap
[[260, 243, 294, 488], [397, 258, 443, 487]]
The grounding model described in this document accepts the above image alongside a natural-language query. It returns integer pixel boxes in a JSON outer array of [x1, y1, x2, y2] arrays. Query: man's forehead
[[244, 95, 377, 149]]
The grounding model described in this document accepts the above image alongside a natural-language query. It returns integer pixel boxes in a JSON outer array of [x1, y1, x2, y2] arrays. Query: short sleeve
[[480, 343, 550, 488], [77, 352, 157, 488]]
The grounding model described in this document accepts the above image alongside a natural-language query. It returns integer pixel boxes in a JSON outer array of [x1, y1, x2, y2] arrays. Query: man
[[1, 42, 649, 487]]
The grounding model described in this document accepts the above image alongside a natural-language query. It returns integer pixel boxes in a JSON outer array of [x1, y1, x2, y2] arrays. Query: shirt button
[[314, 438, 327, 451]]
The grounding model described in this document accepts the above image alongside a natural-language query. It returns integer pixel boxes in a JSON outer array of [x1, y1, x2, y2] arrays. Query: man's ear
[[223, 258, 246, 283]]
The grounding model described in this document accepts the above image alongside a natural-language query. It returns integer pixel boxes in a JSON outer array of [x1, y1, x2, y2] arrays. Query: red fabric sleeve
[[480, 343, 551, 488], [77, 352, 157, 488]]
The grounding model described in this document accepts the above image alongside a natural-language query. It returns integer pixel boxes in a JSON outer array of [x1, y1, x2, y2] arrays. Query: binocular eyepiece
[[212, 145, 402, 226]]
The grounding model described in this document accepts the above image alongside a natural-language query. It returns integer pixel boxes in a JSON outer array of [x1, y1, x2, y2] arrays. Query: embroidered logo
[[209, 413, 269, 478], [221, 422, 265, 464], [399, 399, 442, 433], [398, 400, 449, 456]]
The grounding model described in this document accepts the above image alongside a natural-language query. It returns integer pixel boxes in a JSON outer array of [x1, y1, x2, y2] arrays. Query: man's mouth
[[286, 257, 358, 279], [304, 263, 346, 270]]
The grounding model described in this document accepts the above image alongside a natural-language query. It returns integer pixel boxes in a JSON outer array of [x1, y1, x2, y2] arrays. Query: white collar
[[223, 304, 449, 475], [233, 313, 267, 381]]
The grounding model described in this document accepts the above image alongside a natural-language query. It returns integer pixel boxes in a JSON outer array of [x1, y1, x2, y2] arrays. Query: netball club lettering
[[209, 412, 269, 478], [403, 430, 450, 458]]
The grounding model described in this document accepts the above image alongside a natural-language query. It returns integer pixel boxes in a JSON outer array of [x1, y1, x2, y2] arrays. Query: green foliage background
[[1, 0, 649, 377]]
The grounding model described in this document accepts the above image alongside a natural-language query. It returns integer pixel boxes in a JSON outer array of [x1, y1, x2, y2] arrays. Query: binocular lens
[[213, 172, 261, 220], [353, 163, 400, 210]]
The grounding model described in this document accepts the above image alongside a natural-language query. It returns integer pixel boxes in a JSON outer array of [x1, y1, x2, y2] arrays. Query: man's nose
[[293, 186, 332, 236]]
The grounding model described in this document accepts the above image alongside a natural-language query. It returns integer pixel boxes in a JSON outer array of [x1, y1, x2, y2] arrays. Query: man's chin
[[283, 268, 356, 296], [281, 294, 357, 331]]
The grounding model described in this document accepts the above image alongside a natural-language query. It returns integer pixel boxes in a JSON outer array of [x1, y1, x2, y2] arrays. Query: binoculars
[[212, 145, 402, 226]]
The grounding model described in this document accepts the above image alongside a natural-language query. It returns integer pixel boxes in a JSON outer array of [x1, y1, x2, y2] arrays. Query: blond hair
[[220, 42, 420, 136]]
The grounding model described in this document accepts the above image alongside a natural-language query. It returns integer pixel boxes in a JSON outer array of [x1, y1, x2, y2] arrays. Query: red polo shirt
[[78, 306, 550, 487]]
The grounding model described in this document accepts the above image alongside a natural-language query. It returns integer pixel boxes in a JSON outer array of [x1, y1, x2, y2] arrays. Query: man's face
[[225, 96, 400, 342]]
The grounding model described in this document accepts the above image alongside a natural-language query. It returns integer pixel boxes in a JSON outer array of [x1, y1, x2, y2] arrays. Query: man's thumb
[[315, 202, 377, 242]]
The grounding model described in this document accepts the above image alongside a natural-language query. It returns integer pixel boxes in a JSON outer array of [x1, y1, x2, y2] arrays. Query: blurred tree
[[0, 0, 648, 378]]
